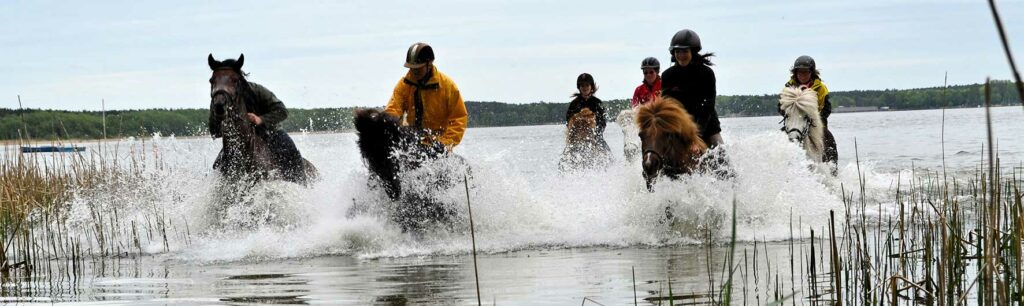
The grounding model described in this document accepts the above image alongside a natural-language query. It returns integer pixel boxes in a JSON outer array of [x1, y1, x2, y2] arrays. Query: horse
[[558, 108, 612, 172], [635, 96, 708, 190], [353, 108, 464, 231], [778, 86, 837, 172], [208, 54, 318, 185], [616, 109, 642, 163]]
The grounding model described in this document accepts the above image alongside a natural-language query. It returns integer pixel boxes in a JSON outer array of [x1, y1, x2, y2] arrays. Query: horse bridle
[[643, 148, 685, 178], [780, 115, 813, 142]]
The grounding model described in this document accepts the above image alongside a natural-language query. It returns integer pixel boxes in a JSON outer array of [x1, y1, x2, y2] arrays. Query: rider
[[384, 42, 469, 154], [632, 57, 662, 108], [660, 29, 723, 149], [565, 73, 608, 140], [208, 55, 304, 180], [783, 55, 838, 166]]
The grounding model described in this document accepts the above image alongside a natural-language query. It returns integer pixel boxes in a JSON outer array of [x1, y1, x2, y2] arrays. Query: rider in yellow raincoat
[[384, 42, 468, 152]]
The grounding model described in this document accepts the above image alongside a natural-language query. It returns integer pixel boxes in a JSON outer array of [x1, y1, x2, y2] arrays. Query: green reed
[[0, 138, 189, 294], [648, 100, 1021, 305]]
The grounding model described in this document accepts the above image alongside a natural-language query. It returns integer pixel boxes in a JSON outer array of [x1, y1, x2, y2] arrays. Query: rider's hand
[[246, 113, 263, 125]]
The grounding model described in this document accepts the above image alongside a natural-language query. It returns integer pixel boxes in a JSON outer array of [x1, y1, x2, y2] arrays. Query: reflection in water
[[0, 241, 877, 304], [374, 294, 408, 306], [218, 272, 310, 305], [220, 295, 309, 304], [373, 263, 463, 305]]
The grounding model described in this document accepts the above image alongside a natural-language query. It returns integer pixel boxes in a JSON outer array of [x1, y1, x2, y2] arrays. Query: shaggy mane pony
[[634, 96, 707, 155], [566, 108, 597, 143], [779, 86, 825, 162], [559, 108, 612, 172]]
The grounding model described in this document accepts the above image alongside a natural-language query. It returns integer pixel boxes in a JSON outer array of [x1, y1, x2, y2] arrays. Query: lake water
[[3, 106, 1022, 305]]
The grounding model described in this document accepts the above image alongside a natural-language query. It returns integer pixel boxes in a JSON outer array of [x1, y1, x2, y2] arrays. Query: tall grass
[[0, 138, 189, 293], [648, 95, 1020, 305]]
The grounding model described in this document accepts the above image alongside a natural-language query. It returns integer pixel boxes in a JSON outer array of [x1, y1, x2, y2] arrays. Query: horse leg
[[213, 148, 225, 170], [700, 147, 734, 179], [394, 190, 455, 232], [301, 158, 318, 182], [823, 127, 839, 175]]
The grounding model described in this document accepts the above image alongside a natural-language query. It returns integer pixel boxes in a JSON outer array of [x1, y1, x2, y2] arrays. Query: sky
[[1, 0, 1022, 111]]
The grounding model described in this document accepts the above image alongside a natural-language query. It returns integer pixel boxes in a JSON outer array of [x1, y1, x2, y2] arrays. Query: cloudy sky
[[1, 0, 1021, 110]]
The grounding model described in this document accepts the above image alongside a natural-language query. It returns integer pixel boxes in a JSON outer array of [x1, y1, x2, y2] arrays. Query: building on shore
[[833, 106, 883, 113]]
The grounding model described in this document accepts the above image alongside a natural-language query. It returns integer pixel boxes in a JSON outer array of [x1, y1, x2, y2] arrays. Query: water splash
[[49, 127, 901, 262]]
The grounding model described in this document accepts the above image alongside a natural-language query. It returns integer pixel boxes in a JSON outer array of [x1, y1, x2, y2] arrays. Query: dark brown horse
[[208, 54, 317, 184], [353, 108, 461, 231], [352, 108, 439, 199], [635, 96, 708, 190]]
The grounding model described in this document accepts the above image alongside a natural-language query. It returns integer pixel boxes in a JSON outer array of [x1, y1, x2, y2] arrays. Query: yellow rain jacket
[[385, 65, 468, 148], [786, 78, 829, 112]]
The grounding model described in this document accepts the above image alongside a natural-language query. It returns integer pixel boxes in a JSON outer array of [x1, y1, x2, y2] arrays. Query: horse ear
[[235, 54, 245, 70], [208, 54, 218, 70]]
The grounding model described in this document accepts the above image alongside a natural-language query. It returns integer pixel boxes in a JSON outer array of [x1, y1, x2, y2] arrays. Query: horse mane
[[566, 108, 597, 142], [221, 72, 262, 147], [779, 86, 820, 120], [634, 96, 706, 149], [779, 86, 825, 160], [234, 74, 257, 111], [353, 108, 409, 199]]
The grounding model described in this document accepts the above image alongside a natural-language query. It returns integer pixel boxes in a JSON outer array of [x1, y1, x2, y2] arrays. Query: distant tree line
[[717, 80, 1021, 117], [1, 81, 1018, 140]]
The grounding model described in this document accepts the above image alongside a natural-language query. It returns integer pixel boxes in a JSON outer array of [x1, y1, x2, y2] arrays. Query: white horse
[[779, 86, 825, 163], [616, 109, 642, 163]]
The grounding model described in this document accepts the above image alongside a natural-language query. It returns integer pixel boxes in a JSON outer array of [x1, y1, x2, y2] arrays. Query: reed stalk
[[464, 173, 482, 306], [985, 0, 1024, 108]]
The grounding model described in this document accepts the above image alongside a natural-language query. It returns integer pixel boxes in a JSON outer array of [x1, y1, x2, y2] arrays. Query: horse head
[[635, 96, 707, 190], [354, 108, 411, 199], [779, 86, 825, 162], [209, 54, 249, 134], [566, 108, 598, 144]]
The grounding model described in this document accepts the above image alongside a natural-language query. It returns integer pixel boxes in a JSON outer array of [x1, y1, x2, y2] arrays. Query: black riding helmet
[[669, 29, 702, 54], [641, 57, 660, 71], [404, 42, 435, 68], [793, 55, 816, 71], [576, 72, 596, 89]]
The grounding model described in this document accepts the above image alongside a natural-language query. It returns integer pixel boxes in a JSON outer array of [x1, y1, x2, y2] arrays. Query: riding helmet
[[641, 57, 660, 71], [669, 29, 702, 54], [793, 55, 816, 71], [404, 42, 435, 68], [577, 73, 596, 88]]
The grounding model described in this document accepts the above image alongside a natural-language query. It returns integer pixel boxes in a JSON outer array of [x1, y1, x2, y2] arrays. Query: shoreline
[[2, 105, 1018, 143], [0, 130, 350, 146]]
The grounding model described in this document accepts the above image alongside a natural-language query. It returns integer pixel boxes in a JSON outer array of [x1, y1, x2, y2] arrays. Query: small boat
[[20, 146, 86, 153]]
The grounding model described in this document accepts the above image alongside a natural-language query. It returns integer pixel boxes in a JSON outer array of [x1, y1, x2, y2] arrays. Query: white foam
[[49, 126, 904, 262]]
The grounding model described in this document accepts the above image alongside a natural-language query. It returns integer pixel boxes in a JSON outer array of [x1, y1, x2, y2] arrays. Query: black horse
[[353, 108, 466, 231], [208, 54, 318, 185]]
